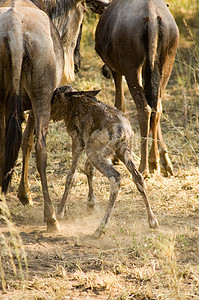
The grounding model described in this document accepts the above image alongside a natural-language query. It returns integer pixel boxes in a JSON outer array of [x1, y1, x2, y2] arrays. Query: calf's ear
[[63, 90, 101, 98], [53, 85, 73, 97], [84, 90, 101, 97]]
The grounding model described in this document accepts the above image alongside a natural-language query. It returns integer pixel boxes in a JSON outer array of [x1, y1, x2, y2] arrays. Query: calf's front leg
[[57, 141, 83, 219]]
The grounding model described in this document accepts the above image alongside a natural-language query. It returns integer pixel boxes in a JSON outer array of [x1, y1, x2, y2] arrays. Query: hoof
[[139, 164, 150, 178], [166, 164, 174, 176], [149, 215, 159, 229], [47, 219, 60, 232], [160, 165, 173, 177], [149, 161, 160, 175], [92, 224, 106, 239], [56, 206, 65, 220], [87, 201, 96, 212], [160, 151, 173, 176], [17, 192, 33, 206], [56, 212, 64, 220], [142, 169, 150, 179], [87, 195, 96, 210], [92, 229, 103, 239]]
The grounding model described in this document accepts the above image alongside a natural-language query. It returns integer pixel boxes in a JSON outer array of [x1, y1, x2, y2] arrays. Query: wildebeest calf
[[51, 86, 158, 238]]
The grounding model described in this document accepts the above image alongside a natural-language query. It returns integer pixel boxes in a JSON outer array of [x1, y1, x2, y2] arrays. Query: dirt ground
[[1, 3, 199, 299], [1, 161, 199, 299]]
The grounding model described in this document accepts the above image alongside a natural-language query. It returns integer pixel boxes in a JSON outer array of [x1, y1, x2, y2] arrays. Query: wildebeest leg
[[125, 71, 151, 178], [18, 111, 34, 206], [87, 155, 121, 238], [33, 100, 59, 231], [111, 70, 125, 164], [158, 122, 173, 176], [148, 100, 162, 174], [155, 53, 176, 176], [149, 98, 173, 176], [112, 71, 125, 113], [57, 141, 83, 219], [118, 150, 158, 229], [84, 159, 96, 210]]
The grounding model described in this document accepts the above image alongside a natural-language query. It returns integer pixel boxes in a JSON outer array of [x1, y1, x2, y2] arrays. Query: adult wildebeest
[[16, 0, 85, 208], [95, 0, 179, 178], [17, 0, 110, 208], [0, 0, 65, 231], [0, 0, 109, 231], [16, 0, 109, 206], [51, 86, 158, 238]]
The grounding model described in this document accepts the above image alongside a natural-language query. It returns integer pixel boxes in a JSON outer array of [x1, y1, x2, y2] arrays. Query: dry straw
[[0, 189, 28, 292]]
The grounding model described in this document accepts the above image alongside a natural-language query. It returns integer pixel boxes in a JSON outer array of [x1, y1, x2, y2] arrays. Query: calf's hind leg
[[87, 153, 121, 239], [118, 150, 158, 229], [84, 159, 96, 210]]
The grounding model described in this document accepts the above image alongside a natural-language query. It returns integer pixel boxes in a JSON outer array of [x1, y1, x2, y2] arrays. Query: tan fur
[[51, 86, 158, 238]]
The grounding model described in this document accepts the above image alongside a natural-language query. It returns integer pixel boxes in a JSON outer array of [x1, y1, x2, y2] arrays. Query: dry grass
[[1, 1, 199, 299], [0, 192, 28, 293]]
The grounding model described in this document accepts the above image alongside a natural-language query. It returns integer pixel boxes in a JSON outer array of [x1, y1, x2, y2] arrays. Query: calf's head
[[51, 85, 100, 121]]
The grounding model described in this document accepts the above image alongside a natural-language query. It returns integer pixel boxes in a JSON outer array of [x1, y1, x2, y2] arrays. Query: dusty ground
[[0, 2, 199, 299], [1, 117, 198, 299], [1, 165, 199, 299]]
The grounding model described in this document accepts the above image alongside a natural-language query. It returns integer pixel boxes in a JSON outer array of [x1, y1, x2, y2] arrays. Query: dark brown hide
[[74, 23, 83, 73], [95, 0, 179, 177]]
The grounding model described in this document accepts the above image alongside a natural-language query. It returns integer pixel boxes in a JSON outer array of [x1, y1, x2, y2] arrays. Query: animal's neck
[[42, 0, 84, 44], [43, 0, 82, 18]]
